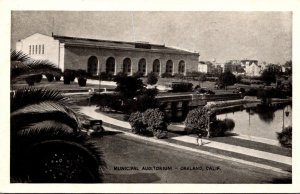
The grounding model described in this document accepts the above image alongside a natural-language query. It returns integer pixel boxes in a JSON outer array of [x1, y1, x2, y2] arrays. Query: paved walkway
[[79, 106, 292, 175], [172, 135, 291, 165]]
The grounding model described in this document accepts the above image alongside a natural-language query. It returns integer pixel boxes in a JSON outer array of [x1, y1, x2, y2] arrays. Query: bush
[[161, 72, 173, 78], [55, 75, 61, 81], [132, 72, 144, 78], [223, 118, 235, 130], [63, 76, 71, 84], [114, 76, 144, 99], [173, 73, 185, 80], [91, 93, 123, 112], [33, 74, 42, 83], [99, 72, 114, 81], [77, 69, 88, 77], [128, 108, 168, 139], [184, 107, 210, 135], [171, 82, 193, 92], [64, 69, 76, 82], [128, 112, 147, 134], [210, 118, 235, 137], [78, 77, 87, 87], [46, 74, 54, 82], [277, 126, 292, 148], [147, 72, 158, 85]]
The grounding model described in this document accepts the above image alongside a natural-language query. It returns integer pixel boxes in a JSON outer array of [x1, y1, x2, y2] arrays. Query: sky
[[11, 11, 292, 64]]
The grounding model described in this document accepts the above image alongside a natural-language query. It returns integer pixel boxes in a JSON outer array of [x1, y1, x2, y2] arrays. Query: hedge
[[171, 82, 193, 92]]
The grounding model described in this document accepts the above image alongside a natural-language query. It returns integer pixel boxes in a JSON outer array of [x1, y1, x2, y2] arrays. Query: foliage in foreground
[[11, 50, 62, 85], [277, 126, 292, 148], [11, 88, 105, 183], [128, 108, 168, 139]]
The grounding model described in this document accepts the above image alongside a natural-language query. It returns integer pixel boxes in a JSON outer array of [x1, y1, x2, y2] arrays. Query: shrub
[[135, 88, 159, 112], [63, 75, 71, 85], [128, 108, 168, 138], [114, 76, 144, 99], [210, 118, 235, 137], [223, 118, 235, 130], [277, 126, 292, 148], [46, 74, 54, 82], [77, 69, 88, 77], [64, 69, 76, 82], [171, 82, 193, 92], [34, 74, 42, 83], [55, 75, 61, 81], [173, 73, 185, 80], [99, 72, 114, 81], [161, 72, 173, 78], [91, 93, 123, 112], [184, 107, 209, 135], [132, 71, 144, 78], [128, 112, 147, 134], [78, 77, 87, 87], [143, 108, 168, 131], [147, 72, 158, 85]]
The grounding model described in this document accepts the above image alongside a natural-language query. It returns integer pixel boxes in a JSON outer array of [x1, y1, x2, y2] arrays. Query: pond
[[216, 104, 292, 140]]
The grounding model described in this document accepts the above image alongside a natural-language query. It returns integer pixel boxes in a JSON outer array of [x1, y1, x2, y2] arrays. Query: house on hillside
[[241, 59, 263, 77], [198, 61, 213, 73], [16, 33, 200, 76]]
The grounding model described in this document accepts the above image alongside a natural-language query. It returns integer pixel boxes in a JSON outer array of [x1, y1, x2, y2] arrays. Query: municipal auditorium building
[[16, 33, 199, 76]]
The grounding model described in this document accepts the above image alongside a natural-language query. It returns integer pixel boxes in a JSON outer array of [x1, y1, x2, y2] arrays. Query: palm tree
[[11, 50, 62, 87], [10, 51, 105, 183]]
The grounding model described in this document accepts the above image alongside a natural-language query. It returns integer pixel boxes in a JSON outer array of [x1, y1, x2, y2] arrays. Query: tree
[[114, 74, 145, 99], [260, 68, 276, 86], [198, 73, 206, 88], [147, 71, 158, 85], [184, 107, 210, 135], [218, 71, 237, 89], [10, 51, 105, 183]]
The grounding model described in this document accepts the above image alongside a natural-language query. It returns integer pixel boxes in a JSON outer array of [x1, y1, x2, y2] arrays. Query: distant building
[[241, 59, 263, 77], [198, 61, 213, 73], [16, 33, 199, 76], [223, 60, 244, 75]]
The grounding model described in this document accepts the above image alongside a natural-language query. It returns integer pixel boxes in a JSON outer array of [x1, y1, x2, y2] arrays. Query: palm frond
[[11, 127, 105, 183], [11, 50, 30, 63], [11, 101, 80, 132], [17, 120, 75, 136], [11, 88, 74, 112], [10, 50, 62, 82], [27, 59, 62, 76]]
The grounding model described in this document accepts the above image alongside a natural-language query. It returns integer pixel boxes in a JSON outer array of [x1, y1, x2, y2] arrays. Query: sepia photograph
[[1, 0, 300, 193]]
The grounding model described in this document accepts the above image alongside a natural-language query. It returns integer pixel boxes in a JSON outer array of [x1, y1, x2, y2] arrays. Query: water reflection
[[217, 104, 292, 140]]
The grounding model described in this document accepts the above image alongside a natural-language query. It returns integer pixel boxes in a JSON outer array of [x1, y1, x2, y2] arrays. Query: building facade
[[16, 33, 200, 76], [198, 61, 213, 73], [241, 60, 263, 77]]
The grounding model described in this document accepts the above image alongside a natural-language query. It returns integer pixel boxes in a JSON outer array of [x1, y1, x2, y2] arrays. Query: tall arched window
[[153, 59, 160, 74], [178, 60, 185, 74], [123, 58, 131, 74], [138, 58, 146, 75], [166, 60, 173, 74], [106, 57, 116, 74], [87, 56, 98, 76]]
